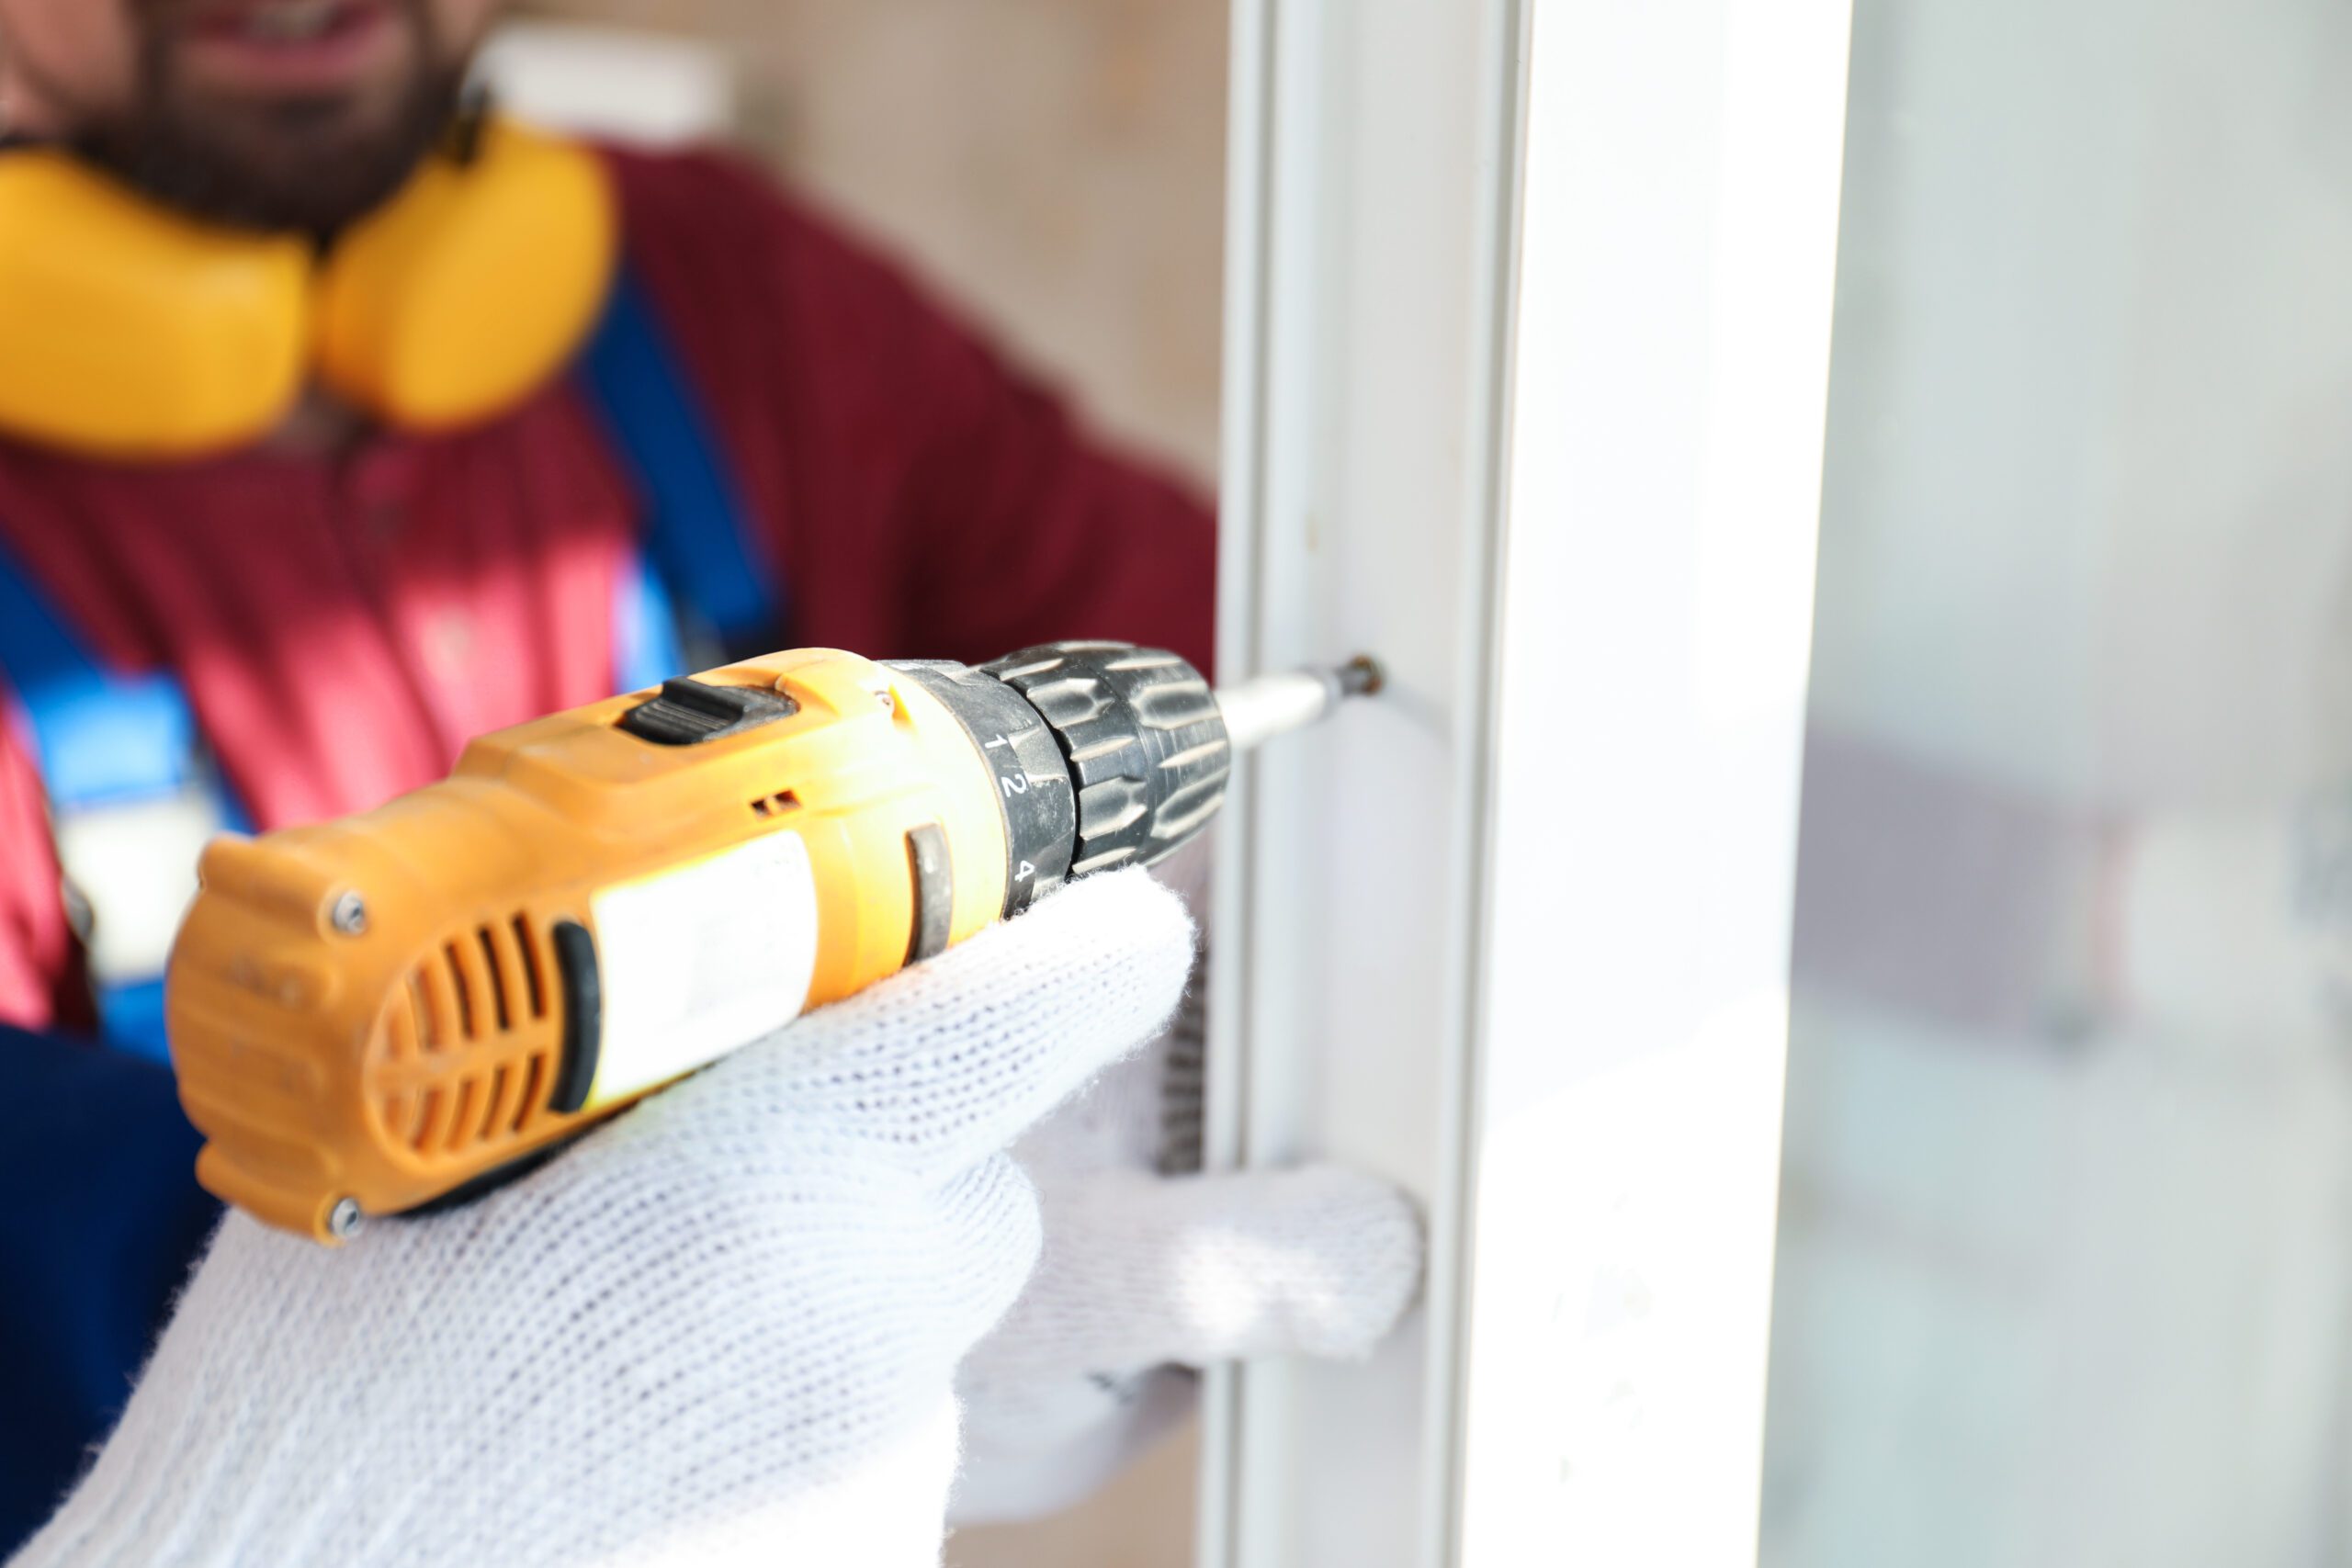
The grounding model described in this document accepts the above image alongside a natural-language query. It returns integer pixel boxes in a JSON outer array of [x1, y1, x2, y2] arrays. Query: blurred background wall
[[510, 0, 1227, 487], [492, 5, 1227, 1564]]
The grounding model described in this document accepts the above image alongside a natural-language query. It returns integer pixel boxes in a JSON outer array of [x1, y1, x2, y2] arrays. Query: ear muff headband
[[0, 117, 617, 460]]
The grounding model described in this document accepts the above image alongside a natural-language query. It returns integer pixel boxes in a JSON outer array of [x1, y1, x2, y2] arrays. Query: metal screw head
[[326, 1197, 366, 1240], [328, 891, 368, 936]]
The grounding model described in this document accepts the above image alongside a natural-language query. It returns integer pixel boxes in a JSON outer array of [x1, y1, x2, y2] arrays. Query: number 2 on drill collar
[[985, 734, 1031, 797]]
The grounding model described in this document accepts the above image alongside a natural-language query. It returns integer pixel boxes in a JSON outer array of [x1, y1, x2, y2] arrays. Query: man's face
[[0, 0, 503, 233]]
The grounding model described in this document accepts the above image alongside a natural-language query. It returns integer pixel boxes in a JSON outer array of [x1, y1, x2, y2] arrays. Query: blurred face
[[0, 0, 503, 232]]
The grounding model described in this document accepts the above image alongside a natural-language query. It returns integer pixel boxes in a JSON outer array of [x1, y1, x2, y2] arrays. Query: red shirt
[[0, 147, 1216, 1032]]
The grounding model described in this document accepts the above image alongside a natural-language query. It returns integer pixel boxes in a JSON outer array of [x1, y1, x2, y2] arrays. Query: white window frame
[[1202, 1, 1855, 1562]]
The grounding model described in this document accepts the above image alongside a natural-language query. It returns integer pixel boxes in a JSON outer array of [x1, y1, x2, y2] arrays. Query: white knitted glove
[[949, 844, 1425, 1525], [13, 869, 1194, 1568]]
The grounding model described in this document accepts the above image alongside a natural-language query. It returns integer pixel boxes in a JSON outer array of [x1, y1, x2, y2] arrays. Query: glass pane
[[1764, 2, 2352, 1562]]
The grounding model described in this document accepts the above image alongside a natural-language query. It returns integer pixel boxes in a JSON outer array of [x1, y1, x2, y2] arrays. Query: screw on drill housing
[[328, 892, 368, 936], [326, 1197, 366, 1239]]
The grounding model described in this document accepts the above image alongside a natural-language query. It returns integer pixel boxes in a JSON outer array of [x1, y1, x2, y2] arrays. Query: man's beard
[[67, 0, 463, 236]]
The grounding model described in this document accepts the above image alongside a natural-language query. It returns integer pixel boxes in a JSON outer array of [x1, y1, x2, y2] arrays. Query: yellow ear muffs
[[315, 118, 618, 434], [0, 151, 311, 459], [0, 117, 617, 461]]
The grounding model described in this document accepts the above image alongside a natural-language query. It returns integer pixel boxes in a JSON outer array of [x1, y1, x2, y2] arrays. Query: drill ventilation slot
[[375, 912, 560, 1156]]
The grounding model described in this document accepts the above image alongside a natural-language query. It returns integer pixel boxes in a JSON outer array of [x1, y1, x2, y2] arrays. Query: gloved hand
[[949, 843, 1425, 1525], [12, 869, 1193, 1568]]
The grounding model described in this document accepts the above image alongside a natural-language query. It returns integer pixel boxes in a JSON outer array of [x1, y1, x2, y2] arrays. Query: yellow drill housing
[[167, 641, 1231, 1242]]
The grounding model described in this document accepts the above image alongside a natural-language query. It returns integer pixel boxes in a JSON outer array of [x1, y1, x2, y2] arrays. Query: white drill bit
[[1216, 656, 1382, 754]]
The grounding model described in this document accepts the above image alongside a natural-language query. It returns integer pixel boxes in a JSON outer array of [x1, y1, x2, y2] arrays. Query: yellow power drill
[[165, 640, 1374, 1242]]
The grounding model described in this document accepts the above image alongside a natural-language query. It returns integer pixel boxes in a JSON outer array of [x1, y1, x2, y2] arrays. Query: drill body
[[168, 641, 1229, 1240]]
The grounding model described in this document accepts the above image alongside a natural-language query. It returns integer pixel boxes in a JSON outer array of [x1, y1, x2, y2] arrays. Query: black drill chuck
[[889, 642, 1231, 916]]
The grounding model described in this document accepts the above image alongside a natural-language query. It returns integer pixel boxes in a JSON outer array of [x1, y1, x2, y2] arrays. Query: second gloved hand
[[950, 844, 1425, 1525]]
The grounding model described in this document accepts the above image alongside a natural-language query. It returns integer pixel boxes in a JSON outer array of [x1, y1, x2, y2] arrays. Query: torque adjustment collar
[[890, 643, 1232, 918], [888, 658, 1078, 915]]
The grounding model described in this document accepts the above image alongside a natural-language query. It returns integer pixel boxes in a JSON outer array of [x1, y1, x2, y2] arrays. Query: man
[[0, 1, 1419, 1558]]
